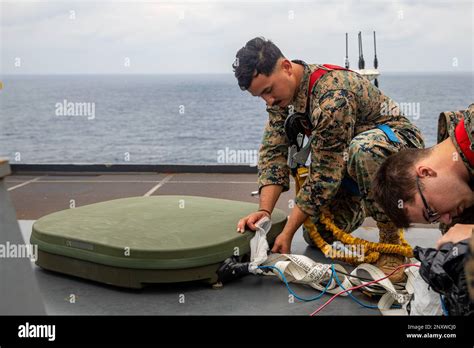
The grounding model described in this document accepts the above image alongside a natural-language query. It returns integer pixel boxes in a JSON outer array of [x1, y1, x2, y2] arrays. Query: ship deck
[[4, 165, 441, 316]]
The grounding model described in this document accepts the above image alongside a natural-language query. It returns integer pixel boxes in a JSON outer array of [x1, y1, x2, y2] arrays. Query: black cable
[[334, 269, 405, 290]]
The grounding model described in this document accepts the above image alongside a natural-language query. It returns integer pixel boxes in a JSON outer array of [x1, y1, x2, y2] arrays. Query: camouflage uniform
[[258, 60, 425, 244], [437, 104, 474, 232], [437, 103, 474, 300]]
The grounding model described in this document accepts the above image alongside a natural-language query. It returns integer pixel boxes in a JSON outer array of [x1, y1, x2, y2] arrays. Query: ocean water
[[0, 73, 472, 165]]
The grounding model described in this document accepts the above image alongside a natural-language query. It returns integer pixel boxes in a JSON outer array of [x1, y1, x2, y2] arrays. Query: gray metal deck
[[4, 170, 441, 315]]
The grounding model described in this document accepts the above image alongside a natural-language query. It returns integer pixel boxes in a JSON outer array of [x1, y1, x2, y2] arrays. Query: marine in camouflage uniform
[[258, 60, 425, 250], [437, 104, 474, 232], [437, 103, 474, 300]]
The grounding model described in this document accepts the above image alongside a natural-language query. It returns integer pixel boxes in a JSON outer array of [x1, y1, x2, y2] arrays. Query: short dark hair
[[372, 148, 432, 228], [232, 37, 284, 91]]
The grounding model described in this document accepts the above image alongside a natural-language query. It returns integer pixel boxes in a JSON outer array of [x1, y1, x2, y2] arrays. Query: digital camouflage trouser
[[303, 126, 425, 245]]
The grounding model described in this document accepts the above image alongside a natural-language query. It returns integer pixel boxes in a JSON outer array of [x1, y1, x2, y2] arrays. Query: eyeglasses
[[416, 176, 440, 224]]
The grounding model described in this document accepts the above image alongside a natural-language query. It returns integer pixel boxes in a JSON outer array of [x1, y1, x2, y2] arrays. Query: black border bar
[[0, 315, 472, 346]]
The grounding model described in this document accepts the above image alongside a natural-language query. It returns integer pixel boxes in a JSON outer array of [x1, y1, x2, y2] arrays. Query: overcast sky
[[1, 0, 472, 74]]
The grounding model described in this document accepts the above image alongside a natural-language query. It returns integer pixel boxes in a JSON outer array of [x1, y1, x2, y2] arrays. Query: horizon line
[[1, 71, 473, 76]]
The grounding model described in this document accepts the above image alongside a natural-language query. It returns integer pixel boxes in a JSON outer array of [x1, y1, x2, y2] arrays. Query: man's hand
[[270, 204, 309, 254], [436, 223, 474, 249], [236, 211, 270, 233], [237, 184, 282, 233], [271, 232, 293, 254]]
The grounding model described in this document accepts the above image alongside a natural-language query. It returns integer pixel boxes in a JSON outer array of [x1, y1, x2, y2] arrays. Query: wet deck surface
[[6, 172, 441, 315]]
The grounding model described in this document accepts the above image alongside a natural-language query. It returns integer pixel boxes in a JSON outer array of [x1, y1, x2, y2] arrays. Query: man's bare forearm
[[282, 204, 308, 237], [259, 184, 283, 213]]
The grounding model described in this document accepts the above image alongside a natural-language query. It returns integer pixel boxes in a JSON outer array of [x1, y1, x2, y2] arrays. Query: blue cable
[[258, 264, 404, 309], [331, 264, 379, 309], [440, 295, 449, 316], [257, 265, 334, 302], [331, 264, 402, 310]]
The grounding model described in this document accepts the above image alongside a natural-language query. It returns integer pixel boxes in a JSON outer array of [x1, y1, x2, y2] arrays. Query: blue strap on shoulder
[[377, 124, 400, 143]]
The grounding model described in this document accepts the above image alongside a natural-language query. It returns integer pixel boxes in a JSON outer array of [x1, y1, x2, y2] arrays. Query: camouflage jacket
[[438, 103, 474, 178], [437, 104, 474, 236], [258, 59, 422, 216], [437, 104, 474, 301]]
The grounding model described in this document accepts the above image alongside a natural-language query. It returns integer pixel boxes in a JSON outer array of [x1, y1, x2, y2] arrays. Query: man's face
[[405, 168, 474, 225], [247, 59, 296, 108]]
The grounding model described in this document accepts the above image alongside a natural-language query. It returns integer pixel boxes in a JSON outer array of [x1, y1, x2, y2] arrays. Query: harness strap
[[455, 118, 474, 166], [308, 64, 350, 97], [377, 124, 401, 144], [341, 176, 361, 196]]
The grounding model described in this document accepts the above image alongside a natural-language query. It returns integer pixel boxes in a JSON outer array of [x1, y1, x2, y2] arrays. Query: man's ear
[[415, 165, 437, 178], [280, 59, 292, 75]]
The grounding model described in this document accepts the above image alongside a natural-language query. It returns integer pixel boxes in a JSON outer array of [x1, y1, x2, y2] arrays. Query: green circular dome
[[31, 196, 287, 270]]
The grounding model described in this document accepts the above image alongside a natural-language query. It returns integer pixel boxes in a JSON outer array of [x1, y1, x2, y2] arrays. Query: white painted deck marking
[[143, 174, 174, 196], [7, 177, 41, 191]]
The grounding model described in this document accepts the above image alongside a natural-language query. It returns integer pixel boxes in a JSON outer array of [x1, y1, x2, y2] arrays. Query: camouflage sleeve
[[257, 109, 290, 193], [437, 110, 465, 143], [465, 103, 474, 146], [295, 90, 356, 216]]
